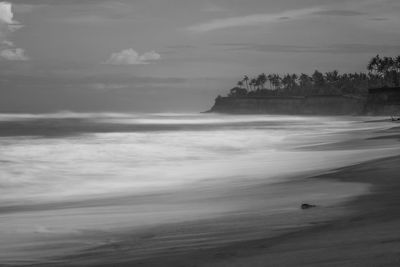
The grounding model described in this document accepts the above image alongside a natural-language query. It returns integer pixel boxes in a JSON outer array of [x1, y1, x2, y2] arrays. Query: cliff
[[209, 95, 366, 115], [208, 89, 400, 115]]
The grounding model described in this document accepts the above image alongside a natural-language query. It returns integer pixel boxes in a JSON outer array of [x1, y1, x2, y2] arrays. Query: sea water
[[0, 113, 396, 205], [0, 113, 399, 263]]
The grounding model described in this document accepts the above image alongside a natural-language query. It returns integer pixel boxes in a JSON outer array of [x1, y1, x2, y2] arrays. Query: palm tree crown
[[226, 54, 400, 98]]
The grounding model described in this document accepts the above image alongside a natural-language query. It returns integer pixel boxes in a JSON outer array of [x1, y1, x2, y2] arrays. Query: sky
[[0, 0, 399, 113]]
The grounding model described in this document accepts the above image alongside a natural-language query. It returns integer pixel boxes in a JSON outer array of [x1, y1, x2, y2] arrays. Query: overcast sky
[[0, 0, 399, 113]]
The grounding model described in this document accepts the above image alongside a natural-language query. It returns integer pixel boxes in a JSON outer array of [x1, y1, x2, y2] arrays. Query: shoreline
[[211, 154, 400, 266], [195, 155, 400, 267], [8, 169, 369, 267], [43, 155, 399, 267], [2, 118, 400, 266], [109, 154, 400, 267]]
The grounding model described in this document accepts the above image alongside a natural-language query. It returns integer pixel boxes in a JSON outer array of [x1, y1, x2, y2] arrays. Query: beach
[[0, 114, 399, 266], [195, 154, 400, 267], [3, 0, 400, 265], [73, 135, 400, 267]]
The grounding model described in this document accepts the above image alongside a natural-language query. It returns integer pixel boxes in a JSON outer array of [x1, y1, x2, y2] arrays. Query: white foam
[[0, 114, 396, 204]]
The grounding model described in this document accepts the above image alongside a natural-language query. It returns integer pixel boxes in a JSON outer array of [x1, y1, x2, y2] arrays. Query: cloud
[[88, 83, 127, 91], [369, 17, 389, 21], [2, 40, 13, 46], [215, 43, 313, 53], [186, 7, 323, 33], [105, 49, 161, 65], [166, 44, 196, 50], [0, 2, 23, 31], [215, 43, 400, 54], [53, 2, 136, 25], [0, 2, 17, 24], [0, 2, 27, 61], [7, 0, 112, 5], [312, 9, 366, 16], [0, 48, 28, 60]]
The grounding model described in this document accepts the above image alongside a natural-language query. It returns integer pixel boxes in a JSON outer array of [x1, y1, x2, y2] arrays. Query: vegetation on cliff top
[[226, 55, 400, 98]]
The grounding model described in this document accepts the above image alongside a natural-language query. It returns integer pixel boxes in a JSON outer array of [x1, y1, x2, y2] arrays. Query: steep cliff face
[[209, 96, 368, 115]]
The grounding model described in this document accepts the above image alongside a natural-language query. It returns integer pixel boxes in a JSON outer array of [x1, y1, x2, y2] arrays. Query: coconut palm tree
[[267, 74, 274, 89], [325, 70, 340, 93], [367, 54, 381, 75], [243, 75, 250, 91], [250, 78, 257, 91], [377, 56, 398, 86], [395, 56, 400, 71], [282, 74, 291, 91], [395, 56, 400, 86], [270, 74, 282, 94], [312, 70, 325, 93], [291, 73, 298, 93], [257, 73, 267, 90], [299, 73, 312, 92], [227, 54, 400, 97]]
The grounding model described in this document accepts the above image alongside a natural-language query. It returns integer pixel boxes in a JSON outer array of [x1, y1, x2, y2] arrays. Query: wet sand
[[71, 155, 400, 267], [47, 157, 398, 267], [198, 155, 400, 267], [0, 173, 369, 266], [69, 129, 400, 266]]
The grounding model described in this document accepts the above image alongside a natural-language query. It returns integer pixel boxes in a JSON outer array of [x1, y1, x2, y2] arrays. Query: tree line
[[227, 55, 400, 97]]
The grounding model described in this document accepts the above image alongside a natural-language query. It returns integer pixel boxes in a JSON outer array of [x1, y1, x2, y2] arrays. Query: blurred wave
[[0, 113, 396, 205]]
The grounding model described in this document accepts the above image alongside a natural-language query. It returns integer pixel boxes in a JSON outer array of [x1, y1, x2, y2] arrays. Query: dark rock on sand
[[301, 203, 317, 209]]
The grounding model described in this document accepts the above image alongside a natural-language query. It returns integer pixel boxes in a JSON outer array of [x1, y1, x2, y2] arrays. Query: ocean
[[0, 113, 398, 264]]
